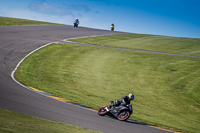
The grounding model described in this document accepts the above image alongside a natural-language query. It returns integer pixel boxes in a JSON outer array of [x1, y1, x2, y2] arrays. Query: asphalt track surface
[[0, 25, 170, 133]]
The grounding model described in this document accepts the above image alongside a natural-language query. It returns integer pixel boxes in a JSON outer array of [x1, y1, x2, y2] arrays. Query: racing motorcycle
[[98, 101, 133, 121], [111, 25, 114, 31]]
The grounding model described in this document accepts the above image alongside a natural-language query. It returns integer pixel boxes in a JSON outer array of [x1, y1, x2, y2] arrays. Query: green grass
[[0, 16, 61, 25], [15, 38, 200, 133], [0, 108, 101, 133], [70, 34, 200, 56]]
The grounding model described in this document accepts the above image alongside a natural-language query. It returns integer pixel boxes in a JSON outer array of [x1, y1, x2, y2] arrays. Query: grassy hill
[[0, 16, 61, 25], [15, 34, 200, 133], [71, 34, 200, 56]]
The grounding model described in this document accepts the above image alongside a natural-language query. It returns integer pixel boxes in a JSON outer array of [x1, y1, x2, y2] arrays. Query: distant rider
[[111, 23, 114, 31], [73, 18, 79, 28], [109, 93, 134, 108]]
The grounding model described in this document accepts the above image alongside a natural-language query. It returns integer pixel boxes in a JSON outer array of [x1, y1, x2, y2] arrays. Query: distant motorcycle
[[111, 25, 114, 31], [98, 101, 133, 121], [74, 23, 78, 28]]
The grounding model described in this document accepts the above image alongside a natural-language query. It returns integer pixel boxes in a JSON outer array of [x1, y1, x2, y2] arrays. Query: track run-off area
[[0, 25, 181, 133]]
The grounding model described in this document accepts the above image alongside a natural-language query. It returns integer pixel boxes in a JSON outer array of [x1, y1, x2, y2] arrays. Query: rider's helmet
[[128, 93, 134, 100]]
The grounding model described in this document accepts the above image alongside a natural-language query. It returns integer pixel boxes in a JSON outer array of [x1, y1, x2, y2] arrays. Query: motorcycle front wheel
[[98, 106, 108, 116], [117, 110, 130, 121]]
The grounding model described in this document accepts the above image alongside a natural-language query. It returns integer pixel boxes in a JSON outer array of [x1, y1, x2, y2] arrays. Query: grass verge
[[15, 41, 200, 133], [70, 34, 200, 56], [0, 16, 61, 25], [0, 108, 101, 133]]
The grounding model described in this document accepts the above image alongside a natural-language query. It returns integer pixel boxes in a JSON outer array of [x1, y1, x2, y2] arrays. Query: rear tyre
[[98, 106, 108, 116], [117, 110, 130, 121]]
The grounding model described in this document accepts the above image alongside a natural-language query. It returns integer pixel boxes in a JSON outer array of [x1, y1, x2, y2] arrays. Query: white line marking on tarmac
[[10, 34, 174, 133]]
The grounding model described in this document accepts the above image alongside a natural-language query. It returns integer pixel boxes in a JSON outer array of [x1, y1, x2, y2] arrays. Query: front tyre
[[117, 110, 130, 121], [98, 106, 108, 116]]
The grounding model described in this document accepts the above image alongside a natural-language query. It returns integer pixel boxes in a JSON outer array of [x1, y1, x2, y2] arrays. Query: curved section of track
[[0, 25, 170, 133]]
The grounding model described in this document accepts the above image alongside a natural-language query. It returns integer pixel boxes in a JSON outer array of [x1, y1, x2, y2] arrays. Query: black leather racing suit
[[113, 96, 131, 107]]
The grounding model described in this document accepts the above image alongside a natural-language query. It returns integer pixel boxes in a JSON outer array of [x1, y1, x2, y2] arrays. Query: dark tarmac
[[0, 25, 170, 133]]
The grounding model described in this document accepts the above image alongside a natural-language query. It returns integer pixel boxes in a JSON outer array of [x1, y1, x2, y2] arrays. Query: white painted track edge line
[[10, 35, 111, 111], [10, 34, 174, 133]]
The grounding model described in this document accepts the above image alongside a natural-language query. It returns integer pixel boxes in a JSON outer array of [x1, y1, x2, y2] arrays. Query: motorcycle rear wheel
[[98, 106, 108, 116], [117, 110, 130, 121]]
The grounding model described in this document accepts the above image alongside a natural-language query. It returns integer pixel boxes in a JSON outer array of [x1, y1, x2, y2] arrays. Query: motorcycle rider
[[110, 23, 114, 31], [109, 93, 134, 109], [73, 18, 79, 28]]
